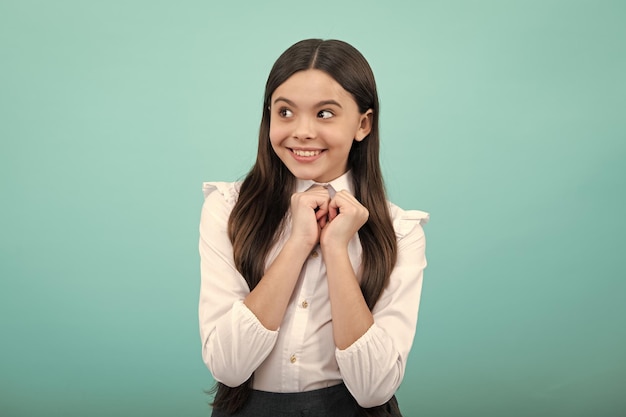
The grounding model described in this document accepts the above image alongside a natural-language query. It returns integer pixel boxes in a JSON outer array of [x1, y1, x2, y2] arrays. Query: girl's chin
[[294, 172, 343, 184], [279, 159, 344, 183]]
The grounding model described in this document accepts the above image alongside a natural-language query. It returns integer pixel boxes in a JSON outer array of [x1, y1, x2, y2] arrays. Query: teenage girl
[[199, 39, 428, 417]]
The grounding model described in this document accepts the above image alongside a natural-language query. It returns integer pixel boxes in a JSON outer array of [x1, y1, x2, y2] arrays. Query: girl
[[199, 39, 428, 417]]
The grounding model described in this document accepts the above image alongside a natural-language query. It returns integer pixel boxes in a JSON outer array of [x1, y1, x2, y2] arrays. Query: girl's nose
[[293, 116, 315, 140]]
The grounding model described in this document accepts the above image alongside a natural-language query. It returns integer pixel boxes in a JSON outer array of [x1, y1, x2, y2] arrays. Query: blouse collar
[[294, 170, 355, 196]]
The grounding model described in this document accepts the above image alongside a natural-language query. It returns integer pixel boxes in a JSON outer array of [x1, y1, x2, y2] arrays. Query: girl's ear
[[355, 109, 374, 141]]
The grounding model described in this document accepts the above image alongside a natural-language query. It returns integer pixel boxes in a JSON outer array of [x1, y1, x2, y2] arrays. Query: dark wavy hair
[[212, 39, 400, 416]]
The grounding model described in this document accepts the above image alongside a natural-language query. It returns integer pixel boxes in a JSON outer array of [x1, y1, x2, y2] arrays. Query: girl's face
[[269, 69, 372, 183]]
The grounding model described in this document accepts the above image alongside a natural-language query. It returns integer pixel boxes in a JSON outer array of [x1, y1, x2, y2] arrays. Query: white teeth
[[293, 149, 321, 157]]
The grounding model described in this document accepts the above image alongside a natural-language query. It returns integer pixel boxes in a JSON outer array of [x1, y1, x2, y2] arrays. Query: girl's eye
[[278, 108, 293, 118], [318, 110, 333, 119]]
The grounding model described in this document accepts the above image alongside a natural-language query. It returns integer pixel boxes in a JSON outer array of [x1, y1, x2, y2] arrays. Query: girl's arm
[[199, 184, 331, 387], [321, 192, 428, 408], [243, 186, 331, 330], [199, 184, 278, 387], [320, 190, 374, 350], [242, 239, 312, 330]]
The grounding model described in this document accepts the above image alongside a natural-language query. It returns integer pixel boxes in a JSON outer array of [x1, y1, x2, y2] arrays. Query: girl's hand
[[288, 186, 331, 249], [320, 190, 369, 251]]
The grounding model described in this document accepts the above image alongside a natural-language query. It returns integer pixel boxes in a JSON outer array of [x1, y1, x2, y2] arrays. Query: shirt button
[[301, 300, 309, 309], [290, 354, 297, 364], [311, 251, 319, 259]]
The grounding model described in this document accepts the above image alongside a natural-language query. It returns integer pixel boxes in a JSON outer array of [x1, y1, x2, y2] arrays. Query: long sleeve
[[335, 208, 428, 408], [199, 183, 279, 387]]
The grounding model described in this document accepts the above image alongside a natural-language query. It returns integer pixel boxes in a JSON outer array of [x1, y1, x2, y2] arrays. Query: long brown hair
[[212, 39, 399, 416]]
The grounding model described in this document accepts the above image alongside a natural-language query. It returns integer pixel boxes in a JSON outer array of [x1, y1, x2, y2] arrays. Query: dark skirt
[[210, 383, 358, 417]]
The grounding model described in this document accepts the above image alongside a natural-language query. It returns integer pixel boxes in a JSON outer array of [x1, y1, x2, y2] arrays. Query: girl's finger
[[303, 186, 330, 217], [328, 197, 339, 222], [317, 214, 327, 229], [328, 191, 368, 223], [316, 206, 329, 221]]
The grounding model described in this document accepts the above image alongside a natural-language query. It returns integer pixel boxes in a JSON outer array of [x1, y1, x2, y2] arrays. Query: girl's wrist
[[285, 236, 317, 255], [320, 240, 349, 259]]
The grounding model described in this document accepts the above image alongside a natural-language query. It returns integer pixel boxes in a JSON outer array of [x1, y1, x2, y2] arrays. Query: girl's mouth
[[289, 148, 325, 162], [291, 149, 322, 157]]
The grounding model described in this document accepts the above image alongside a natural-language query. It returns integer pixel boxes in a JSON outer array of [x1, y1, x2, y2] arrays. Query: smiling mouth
[[290, 149, 324, 157]]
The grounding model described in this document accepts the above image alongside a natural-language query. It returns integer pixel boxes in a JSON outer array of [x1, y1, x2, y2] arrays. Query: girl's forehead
[[271, 69, 353, 105]]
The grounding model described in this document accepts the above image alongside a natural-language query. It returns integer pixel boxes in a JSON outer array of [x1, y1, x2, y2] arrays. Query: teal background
[[1, 0, 625, 416]]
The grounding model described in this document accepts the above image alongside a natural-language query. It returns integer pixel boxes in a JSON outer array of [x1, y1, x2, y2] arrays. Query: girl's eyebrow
[[273, 97, 343, 109], [317, 100, 342, 108], [273, 97, 296, 107]]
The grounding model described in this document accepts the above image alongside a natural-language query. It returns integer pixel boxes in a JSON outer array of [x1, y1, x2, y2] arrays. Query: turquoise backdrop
[[1, 1, 625, 416]]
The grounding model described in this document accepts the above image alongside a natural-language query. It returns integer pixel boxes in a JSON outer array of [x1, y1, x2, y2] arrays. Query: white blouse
[[198, 172, 428, 408]]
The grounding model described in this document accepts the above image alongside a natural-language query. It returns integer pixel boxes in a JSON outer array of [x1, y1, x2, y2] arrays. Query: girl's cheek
[[269, 125, 290, 142]]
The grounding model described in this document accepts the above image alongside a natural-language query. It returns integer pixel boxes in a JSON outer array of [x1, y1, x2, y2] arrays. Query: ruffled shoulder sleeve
[[388, 202, 429, 238], [202, 181, 241, 205]]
